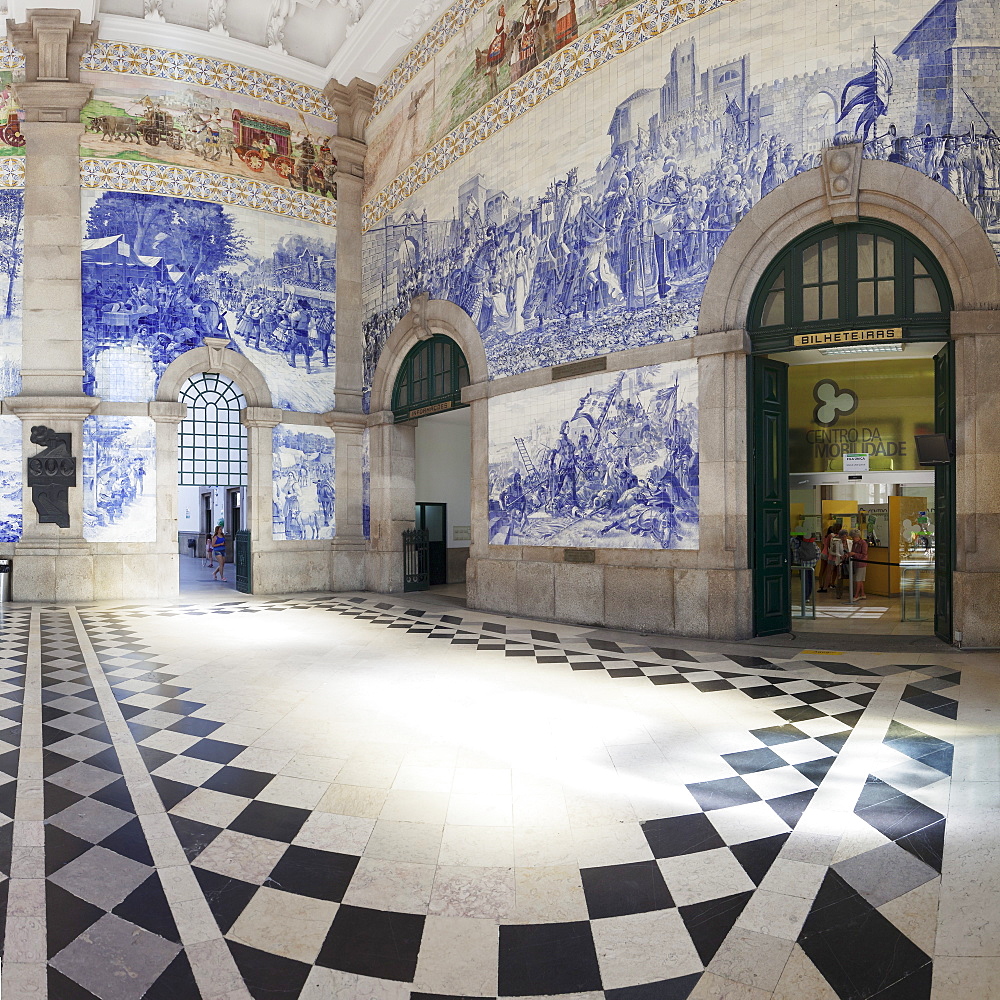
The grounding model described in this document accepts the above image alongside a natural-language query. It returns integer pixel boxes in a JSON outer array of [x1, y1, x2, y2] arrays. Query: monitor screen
[[914, 433, 952, 464]]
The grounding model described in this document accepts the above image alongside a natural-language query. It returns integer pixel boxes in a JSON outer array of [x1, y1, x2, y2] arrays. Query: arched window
[[749, 221, 951, 351], [392, 335, 470, 421], [178, 372, 247, 485]]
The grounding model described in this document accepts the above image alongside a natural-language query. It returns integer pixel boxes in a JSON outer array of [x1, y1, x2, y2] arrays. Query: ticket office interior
[[776, 342, 941, 623]]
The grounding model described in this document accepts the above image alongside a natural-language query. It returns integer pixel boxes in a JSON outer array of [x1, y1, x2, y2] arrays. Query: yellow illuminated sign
[[794, 327, 903, 347]]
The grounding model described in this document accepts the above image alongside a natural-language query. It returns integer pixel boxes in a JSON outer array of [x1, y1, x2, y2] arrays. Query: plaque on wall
[[27, 425, 76, 529]]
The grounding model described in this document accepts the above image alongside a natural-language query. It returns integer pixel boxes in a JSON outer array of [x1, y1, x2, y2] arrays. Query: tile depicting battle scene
[[362, 0, 1000, 402], [0, 415, 21, 543], [82, 416, 156, 543], [368, 0, 645, 194], [80, 73, 337, 198], [82, 189, 336, 412], [488, 360, 699, 548], [272, 424, 336, 542]]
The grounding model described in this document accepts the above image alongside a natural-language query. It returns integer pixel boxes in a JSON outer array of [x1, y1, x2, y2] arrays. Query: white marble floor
[[1, 590, 997, 999]]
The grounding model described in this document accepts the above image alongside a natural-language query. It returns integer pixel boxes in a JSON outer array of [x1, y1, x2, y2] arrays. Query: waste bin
[[0, 559, 10, 602]]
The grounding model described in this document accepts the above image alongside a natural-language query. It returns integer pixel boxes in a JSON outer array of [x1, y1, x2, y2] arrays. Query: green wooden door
[[933, 343, 954, 643], [750, 357, 791, 636]]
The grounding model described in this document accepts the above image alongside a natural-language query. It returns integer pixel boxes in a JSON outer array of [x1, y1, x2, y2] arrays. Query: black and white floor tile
[[0, 591, 990, 999]]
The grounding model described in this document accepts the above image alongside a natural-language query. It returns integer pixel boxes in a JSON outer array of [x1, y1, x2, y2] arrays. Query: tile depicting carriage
[[79, 74, 337, 198]]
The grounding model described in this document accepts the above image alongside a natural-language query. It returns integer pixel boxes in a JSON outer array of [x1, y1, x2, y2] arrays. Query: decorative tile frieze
[[81, 157, 336, 226]]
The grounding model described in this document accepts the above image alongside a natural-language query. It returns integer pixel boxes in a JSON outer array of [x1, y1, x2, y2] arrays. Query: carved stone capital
[[148, 401, 187, 424], [8, 10, 97, 84], [202, 336, 232, 371], [4, 395, 100, 420], [330, 134, 366, 182], [325, 78, 376, 143], [241, 406, 283, 429], [820, 140, 864, 223]]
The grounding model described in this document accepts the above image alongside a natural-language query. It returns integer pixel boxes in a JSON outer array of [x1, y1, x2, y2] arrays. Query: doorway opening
[[747, 221, 954, 641], [176, 372, 248, 594], [393, 334, 471, 598]]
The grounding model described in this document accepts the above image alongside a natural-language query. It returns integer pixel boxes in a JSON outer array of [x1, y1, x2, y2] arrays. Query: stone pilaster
[[325, 410, 366, 590], [325, 77, 376, 415]]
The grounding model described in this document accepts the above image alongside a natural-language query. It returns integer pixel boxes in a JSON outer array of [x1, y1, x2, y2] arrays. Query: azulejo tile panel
[[81, 43, 336, 123], [0, 415, 22, 542], [272, 424, 336, 542], [81, 160, 335, 227], [488, 360, 699, 549], [83, 188, 336, 411], [0, 157, 24, 189]]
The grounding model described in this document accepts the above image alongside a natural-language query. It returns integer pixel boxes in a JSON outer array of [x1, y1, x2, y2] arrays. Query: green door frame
[[933, 343, 955, 643], [749, 357, 792, 637]]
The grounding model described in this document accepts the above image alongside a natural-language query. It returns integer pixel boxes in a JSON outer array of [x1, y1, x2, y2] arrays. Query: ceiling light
[[819, 344, 904, 355]]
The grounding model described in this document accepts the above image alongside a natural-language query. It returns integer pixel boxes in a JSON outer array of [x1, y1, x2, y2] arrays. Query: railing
[[403, 529, 430, 592]]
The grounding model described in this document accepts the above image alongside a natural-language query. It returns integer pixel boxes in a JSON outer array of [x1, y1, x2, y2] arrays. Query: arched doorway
[[176, 372, 248, 591], [392, 334, 471, 591], [746, 219, 954, 640]]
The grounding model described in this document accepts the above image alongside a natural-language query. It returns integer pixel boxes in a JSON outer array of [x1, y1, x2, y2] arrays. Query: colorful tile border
[[0, 156, 24, 189], [364, 0, 739, 229], [81, 41, 336, 123], [0, 40, 24, 70], [81, 157, 336, 226]]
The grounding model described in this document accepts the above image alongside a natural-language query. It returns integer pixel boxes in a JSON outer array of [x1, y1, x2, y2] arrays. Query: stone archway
[[156, 338, 272, 407], [697, 148, 1000, 646], [366, 296, 489, 594]]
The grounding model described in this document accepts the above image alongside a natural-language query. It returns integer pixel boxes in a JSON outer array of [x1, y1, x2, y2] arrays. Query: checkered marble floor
[[0, 593, 994, 999]]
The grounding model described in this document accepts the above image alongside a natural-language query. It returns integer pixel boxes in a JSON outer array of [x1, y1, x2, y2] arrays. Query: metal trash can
[[0, 559, 11, 602]]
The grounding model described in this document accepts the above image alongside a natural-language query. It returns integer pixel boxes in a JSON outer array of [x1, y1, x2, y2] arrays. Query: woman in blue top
[[211, 526, 227, 581]]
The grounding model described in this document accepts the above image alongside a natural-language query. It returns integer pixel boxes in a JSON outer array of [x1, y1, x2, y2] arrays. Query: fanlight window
[[178, 372, 247, 486], [392, 335, 470, 420], [752, 222, 950, 334]]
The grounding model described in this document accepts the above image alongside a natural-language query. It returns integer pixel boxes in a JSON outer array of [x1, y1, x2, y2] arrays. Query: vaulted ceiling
[[1, 0, 450, 87]]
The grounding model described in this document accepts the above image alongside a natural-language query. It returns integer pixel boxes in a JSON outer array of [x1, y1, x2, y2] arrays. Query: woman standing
[[850, 529, 869, 601], [211, 525, 227, 582]]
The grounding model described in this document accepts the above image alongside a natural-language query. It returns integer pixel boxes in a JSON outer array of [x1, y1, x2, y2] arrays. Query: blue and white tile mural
[[362, 0, 1000, 407], [0, 415, 21, 541], [82, 416, 156, 542], [82, 190, 335, 412], [272, 424, 336, 541], [488, 360, 699, 549], [0, 189, 23, 398], [362, 425, 371, 540]]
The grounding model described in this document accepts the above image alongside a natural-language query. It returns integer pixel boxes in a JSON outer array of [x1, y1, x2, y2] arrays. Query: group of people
[[792, 525, 869, 603]]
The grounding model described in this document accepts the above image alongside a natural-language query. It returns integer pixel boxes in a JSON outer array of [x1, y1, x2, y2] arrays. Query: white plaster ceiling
[[0, 0, 450, 87]]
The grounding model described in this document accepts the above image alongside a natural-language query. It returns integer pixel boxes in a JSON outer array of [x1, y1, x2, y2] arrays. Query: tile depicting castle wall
[[362, 0, 1000, 405], [82, 189, 337, 412]]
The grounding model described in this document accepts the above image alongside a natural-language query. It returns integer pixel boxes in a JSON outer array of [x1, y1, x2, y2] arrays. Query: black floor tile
[[100, 816, 155, 866], [142, 950, 201, 1000], [85, 747, 123, 774], [194, 867, 259, 934], [721, 747, 786, 774], [650, 647, 699, 662], [799, 869, 931, 1000], [203, 765, 275, 798], [816, 730, 852, 754], [138, 746, 175, 772], [749, 725, 809, 746], [228, 940, 313, 1000], [692, 679, 734, 692], [113, 872, 180, 943], [581, 860, 674, 919], [151, 776, 197, 811], [895, 817, 946, 873], [686, 776, 761, 812], [729, 832, 790, 885], [166, 715, 224, 737], [918, 746, 954, 775], [89, 777, 135, 813], [642, 813, 726, 859], [741, 684, 786, 700], [229, 801, 310, 843], [868, 963, 934, 999], [42, 750, 79, 778], [793, 757, 837, 786], [183, 738, 246, 764], [317, 904, 425, 982], [170, 814, 224, 861], [678, 890, 754, 965], [266, 844, 360, 902], [0, 748, 19, 778], [46, 966, 102, 1000], [411, 995, 497, 1000], [833, 709, 865, 728], [45, 881, 104, 958], [498, 921, 603, 996], [126, 722, 163, 743], [775, 706, 826, 723], [855, 791, 943, 844], [44, 825, 93, 877], [795, 689, 840, 705], [767, 789, 815, 828]]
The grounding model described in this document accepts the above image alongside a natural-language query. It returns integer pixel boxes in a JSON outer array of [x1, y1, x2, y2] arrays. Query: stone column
[[326, 77, 377, 589], [5, 11, 98, 600], [240, 406, 282, 592], [145, 401, 186, 598], [365, 409, 416, 593], [952, 309, 1000, 647]]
